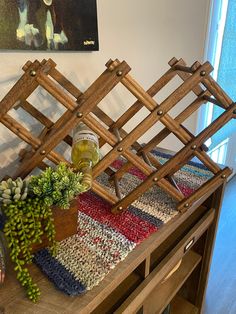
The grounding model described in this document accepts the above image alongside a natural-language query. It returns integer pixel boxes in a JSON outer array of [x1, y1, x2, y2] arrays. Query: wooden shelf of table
[[91, 272, 143, 314], [0, 184, 226, 314], [114, 206, 213, 314], [170, 295, 198, 314], [143, 250, 201, 314]]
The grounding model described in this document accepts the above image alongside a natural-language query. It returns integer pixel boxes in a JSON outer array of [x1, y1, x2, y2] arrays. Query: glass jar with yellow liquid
[[71, 123, 100, 191]]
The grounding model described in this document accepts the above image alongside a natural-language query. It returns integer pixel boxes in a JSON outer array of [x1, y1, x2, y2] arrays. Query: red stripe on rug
[[78, 192, 157, 244], [112, 160, 147, 180], [178, 184, 195, 197], [112, 160, 194, 196]]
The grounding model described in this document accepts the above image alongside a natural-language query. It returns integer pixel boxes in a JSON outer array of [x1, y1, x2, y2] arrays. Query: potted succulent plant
[[0, 163, 85, 302]]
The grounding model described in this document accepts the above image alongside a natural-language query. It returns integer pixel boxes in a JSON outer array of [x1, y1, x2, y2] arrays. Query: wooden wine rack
[[0, 57, 235, 214]]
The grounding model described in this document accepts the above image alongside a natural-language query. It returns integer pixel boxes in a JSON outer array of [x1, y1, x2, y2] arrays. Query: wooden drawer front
[[114, 208, 215, 314]]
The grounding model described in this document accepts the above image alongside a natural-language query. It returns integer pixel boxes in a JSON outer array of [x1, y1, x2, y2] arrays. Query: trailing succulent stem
[[1, 162, 85, 302], [3, 198, 57, 302]]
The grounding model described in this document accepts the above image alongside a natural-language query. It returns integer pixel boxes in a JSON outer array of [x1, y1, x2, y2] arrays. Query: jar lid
[[43, 0, 52, 6]]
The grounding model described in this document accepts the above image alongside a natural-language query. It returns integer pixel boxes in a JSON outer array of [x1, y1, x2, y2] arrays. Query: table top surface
[[0, 198, 210, 314]]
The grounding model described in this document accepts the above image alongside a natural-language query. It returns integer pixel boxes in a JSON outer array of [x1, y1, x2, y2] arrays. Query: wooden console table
[[0, 180, 225, 314], [0, 56, 233, 313]]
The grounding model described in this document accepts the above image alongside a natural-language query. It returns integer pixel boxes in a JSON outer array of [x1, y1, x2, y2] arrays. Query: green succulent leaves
[[29, 163, 86, 209], [0, 177, 29, 205], [3, 198, 56, 302], [1, 162, 85, 302]]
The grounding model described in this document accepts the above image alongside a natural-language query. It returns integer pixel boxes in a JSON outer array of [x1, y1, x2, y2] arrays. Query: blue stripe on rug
[[33, 249, 86, 296], [128, 205, 164, 228]]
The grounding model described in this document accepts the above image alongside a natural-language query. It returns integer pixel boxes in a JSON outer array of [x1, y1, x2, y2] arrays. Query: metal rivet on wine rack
[[76, 112, 83, 118], [40, 150, 46, 155], [117, 147, 123, 152], [116, 70, 123, 77], [30, 70, 36, 77], [157, 110, 163, 116]]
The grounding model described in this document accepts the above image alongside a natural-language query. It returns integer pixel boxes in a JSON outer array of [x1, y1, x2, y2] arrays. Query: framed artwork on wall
[[0, 0, 99, 51]]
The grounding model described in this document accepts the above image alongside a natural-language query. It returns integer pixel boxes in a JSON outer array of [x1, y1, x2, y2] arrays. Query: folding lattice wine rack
[[0, 57, 235, 214]]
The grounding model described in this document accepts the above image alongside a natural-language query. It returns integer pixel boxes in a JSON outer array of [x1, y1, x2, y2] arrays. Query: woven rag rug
[[34, 151, 213, 295]]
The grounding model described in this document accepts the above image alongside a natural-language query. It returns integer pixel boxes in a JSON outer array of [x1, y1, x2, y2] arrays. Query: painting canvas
[[0, 0, 99, 51]]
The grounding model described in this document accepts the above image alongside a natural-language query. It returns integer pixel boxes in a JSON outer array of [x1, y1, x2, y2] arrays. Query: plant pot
[[31, 199, 78, 253]]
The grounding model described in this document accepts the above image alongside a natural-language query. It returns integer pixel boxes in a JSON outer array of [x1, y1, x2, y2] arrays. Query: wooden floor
[[204, 176, 236, 314]]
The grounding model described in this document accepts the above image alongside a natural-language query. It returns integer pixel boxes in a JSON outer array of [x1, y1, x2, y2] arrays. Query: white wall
[[0, 0, 210, 178]]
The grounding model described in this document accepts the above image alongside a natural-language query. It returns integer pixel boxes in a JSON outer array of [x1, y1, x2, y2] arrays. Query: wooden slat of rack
[[49, 68, 83, 99], [20, 100, 53, 128], [37, 58, 216, 205], [156, 63, 221, 174], [86, 61, 222, 206], [92, 108, 169, 177], [83, 104, 183, 200], [177, 168, 232, 211], [170, 59, 220, 113], [203, 95, 226, 109], [169, 60, 228, 128], [37, 73, 78, 111], [1, 115, 68, 170], [111, 102, 235, 213], [139, 95, 208, 156], [110, 68, 176, 131], [92, 106, 165, 169], [23, 58, 83, 100], [174, 59, 233, 115], [194, 151, 220, 174], [136, 95, 219, 174], [121, 74, 156, 110], [93, 62, 212, 178], [8, 113, 121, 204], [101, 58, 186, 145], [2, 114, 39, 148], [113, 93, 210, 182], [14, 61, 131, 179], [92, 181, 119, 204], [108, 61, 216, 179], [173, 64, 195, 73], [202, 76, 233, 108], [0, 60, 41, 119], [104, 58, 209, 145], [123, 150, 184, 202], [121, 61, 212, 113], [174, 58, 232, 110], [169, 58, 204, 96], [84, 114, 184, 201], [98, 69, 176, 148], [19, 100, 72, 146], [0, 56, 234, 216]]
